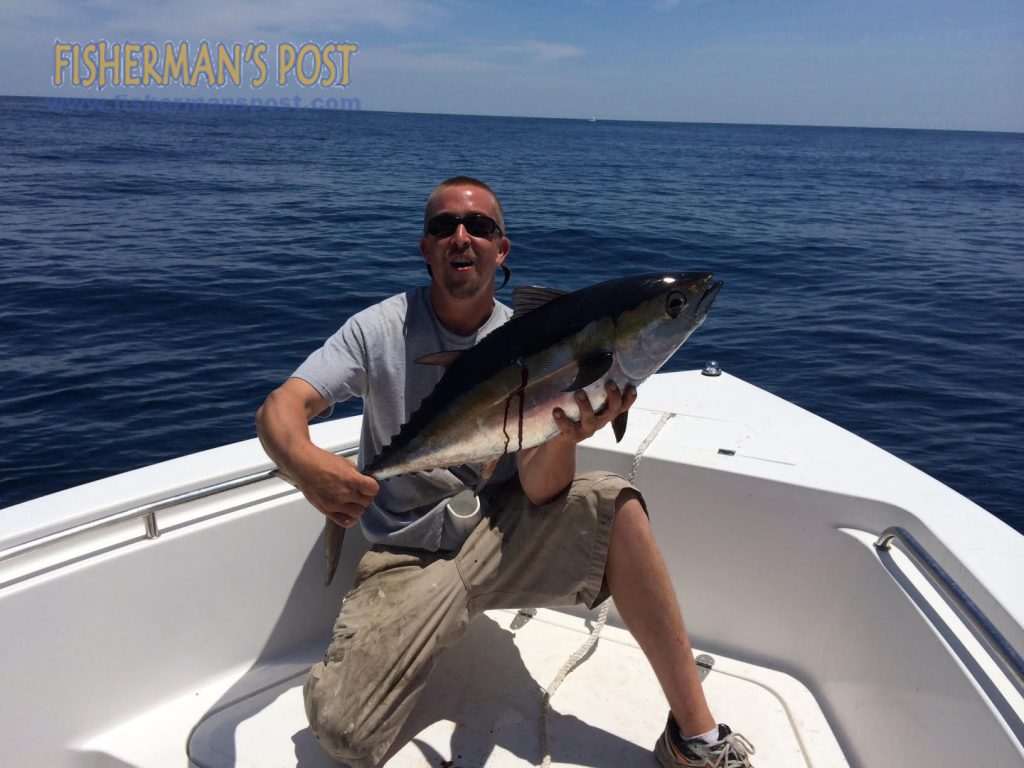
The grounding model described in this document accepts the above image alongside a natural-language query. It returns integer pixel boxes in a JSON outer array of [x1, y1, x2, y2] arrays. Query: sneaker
[[654, 713, 755, 767]]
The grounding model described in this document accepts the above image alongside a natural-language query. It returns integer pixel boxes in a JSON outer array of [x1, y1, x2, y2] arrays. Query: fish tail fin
[[323, 519, 345, 587]]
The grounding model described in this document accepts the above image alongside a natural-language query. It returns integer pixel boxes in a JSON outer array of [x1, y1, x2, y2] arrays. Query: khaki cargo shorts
[[303, 470, 644, 768]]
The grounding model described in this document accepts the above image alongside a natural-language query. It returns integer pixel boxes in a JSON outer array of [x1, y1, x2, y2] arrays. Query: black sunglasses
[[425, 213, 503, 239]]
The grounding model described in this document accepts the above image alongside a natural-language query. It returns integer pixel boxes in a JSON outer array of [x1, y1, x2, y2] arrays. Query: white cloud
[[363, 38, 585, 76], [651, 0, 715, 10], [493, 40, 584, 61]]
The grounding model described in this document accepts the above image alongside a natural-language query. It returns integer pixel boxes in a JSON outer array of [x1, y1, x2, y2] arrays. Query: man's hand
[[289, 446, 380, 529], [256, 377, 380, 529], [552, 381, 637, 444], [518, 381, 637, 506]]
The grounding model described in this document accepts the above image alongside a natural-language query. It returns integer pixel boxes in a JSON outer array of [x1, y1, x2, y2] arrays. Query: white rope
[[538, 599, 609, 767], [628, 412, 674, 486], [538, 411, 674, 766]]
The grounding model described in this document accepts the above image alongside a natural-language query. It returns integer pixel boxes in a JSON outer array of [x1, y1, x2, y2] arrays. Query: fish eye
[[665, 291, 687, 319]]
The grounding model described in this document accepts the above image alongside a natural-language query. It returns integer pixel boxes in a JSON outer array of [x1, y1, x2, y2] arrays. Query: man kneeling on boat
[[255, 176, 755, 768]]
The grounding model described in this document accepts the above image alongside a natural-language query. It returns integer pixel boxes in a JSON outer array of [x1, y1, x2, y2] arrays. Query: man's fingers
[[343, 494, 374, 510], [553, 408, 580, 437], [603, 382, 623, 415], [326, 503, 365, 528], [622, 384, 638, 410], [607, 383, 636, 416], [352, 472, 380, 497], [314, 486, 373, 512], [556, 384, 637, 443], [307, 483, 375, 523], [341, 482, 377, 508], [575, 390, 596, 428], [554, 407, 589, 443]]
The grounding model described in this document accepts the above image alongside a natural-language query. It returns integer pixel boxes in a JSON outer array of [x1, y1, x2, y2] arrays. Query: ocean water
[[1, 96, 1022, 533]]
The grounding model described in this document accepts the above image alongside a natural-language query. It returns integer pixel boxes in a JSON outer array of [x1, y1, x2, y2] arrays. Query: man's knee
[[615, 487, 646, 516], [304, 662, 389, 768], [610, 488, 652, 552]]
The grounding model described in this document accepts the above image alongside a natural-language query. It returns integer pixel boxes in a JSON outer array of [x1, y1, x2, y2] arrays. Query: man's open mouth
[[449, 257, 474, 270]]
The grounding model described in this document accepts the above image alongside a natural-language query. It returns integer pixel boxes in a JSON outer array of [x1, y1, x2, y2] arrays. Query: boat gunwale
[[0, 444, 359, 566]]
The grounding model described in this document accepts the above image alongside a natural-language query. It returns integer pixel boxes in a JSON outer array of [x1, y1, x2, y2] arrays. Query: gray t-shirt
[[292, 286, 515, 550]]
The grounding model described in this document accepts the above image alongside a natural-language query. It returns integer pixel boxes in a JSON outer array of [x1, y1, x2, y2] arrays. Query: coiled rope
[[538, 411, 674, 767]]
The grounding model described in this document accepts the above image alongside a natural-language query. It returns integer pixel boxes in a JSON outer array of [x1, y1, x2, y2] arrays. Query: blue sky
[[2, 0, 1021, 131]]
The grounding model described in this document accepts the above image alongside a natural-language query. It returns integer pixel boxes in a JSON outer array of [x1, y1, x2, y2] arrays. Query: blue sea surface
[[1, 96, 1022, 533]]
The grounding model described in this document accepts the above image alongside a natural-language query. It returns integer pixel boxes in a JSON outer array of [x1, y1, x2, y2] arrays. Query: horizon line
[[6, 92, 1022, 137]]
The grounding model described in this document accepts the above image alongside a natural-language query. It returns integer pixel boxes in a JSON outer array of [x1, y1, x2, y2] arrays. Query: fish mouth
[[696, 280, 723, 320]]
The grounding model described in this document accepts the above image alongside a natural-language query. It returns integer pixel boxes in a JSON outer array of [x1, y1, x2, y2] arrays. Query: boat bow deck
[[84, 608, 845, 768]]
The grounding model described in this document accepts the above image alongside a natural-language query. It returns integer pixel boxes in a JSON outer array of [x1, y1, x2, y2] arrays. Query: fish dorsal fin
[[512, 285, 569, 318], [416, 350, 463, 368]]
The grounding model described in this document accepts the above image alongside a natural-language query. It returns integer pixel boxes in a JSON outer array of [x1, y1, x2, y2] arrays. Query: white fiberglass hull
[[1, 371, 1021, 767]]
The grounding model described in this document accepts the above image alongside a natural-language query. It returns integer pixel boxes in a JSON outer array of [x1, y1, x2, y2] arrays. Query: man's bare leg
[[604, 490, 717, 738]]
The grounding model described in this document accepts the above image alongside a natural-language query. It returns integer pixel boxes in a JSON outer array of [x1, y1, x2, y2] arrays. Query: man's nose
[[452, 223, 471, 245]]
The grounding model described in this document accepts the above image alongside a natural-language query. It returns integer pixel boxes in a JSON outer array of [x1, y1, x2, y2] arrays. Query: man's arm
[[517, 381, 637, 505], [255, 377, 379, 528]]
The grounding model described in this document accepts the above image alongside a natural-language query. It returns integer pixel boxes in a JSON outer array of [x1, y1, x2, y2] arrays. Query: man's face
[[420, 185, 510, 302]]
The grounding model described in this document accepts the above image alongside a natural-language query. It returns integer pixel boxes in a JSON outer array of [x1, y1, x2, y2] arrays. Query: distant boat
[[587, 116, 597, 122]]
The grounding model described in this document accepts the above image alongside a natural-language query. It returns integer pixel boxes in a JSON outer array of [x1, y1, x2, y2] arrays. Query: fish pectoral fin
[[449, 464, 480, 487], [562, 350, 614, 392], [511, 285, 569, 318], [612, 411, 629, 443], [416, 350, 463, 368], [323, 519, 346, 587]]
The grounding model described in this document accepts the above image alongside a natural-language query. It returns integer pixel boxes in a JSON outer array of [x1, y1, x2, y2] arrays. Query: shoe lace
[[692, 730, 756, 768]]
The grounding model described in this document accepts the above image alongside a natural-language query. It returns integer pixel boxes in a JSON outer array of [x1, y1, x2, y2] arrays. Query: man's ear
[[420, 237, 433, 277]]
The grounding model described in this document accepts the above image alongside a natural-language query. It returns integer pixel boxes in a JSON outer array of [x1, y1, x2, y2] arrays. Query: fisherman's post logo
[[53, 41, 357, 89], [50, 40, 361, 111]]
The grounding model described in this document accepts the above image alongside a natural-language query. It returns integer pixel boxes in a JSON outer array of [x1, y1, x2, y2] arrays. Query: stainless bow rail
[[875, 525, 1024, 690], [0, 444, 360, 566]]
